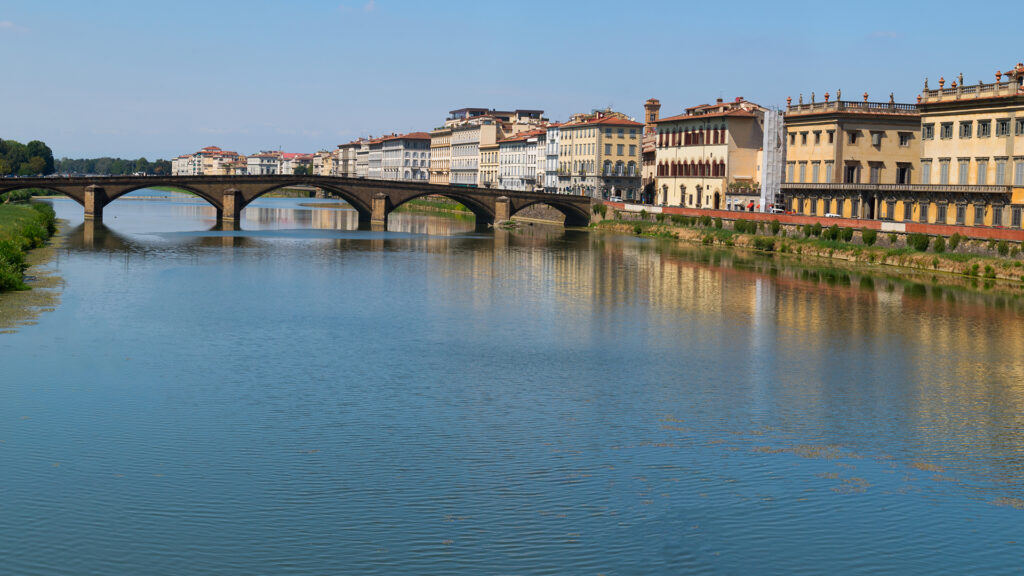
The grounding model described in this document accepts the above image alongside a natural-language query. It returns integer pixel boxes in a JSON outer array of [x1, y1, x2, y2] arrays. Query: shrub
[[0, 240, 27, 292], [888, 233, 899, 245], [30, 202, 57, 236], [984, 265, 997, 279], [19, 221, 47, 250], [997, 240, 1009, 256], [949, 233, 961, 251], [670, 214, 684, 225], [701, 234, 714, 245], [655, 212, 666, 223], [811, 222, 822, 237], [827, 224, 840, 241], [907, 233, 930, 252], [592, 203, 607, 217], [770, 219, 781, 236], [633, 223, 643, 235], [968, 263, 980, 277], [802, 224, 812, 238], [752, 237, 776, 252], [841, 228, 854, 242], [987, 240, 997, 251], [714, 217, 723, 229], [933, 236, 946, 253], [862, 228, 877, 246], [700, 215, 712, 227], [932, 257, 940, 269]]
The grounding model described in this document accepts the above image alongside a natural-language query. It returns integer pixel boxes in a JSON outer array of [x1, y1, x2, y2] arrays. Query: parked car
[[769, 207, 786, 214], [825, 213, 841, 218], [608, 195, 623, 202]]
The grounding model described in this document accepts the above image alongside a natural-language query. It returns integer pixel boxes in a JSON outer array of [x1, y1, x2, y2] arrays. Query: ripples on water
[[1, 193, 1022, 574]]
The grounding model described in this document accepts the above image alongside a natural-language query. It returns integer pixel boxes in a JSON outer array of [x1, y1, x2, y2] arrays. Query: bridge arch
[[388, 190, 496, 225], [104, 183, 222, 212], [243, 181, 373, 220], [0, 183, 86, 205], [510, 199, 591, 227]]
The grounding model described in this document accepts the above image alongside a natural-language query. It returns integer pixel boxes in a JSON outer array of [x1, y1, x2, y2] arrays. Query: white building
[[498, 129, 544, 191], [247, 152, 281, 175], [355, 140, 370, 179], [381, 132, 431, 181], [544, 123, 561, 193], [367, 138, 384, 180], [336, 140, 363, 178]]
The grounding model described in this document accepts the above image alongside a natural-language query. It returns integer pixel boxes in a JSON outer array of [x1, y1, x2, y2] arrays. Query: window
[[956, 204, 966, 225], [605, 144, 611, 155], [959, 121, 973, 138], [799, 163, 806, 183], [995, 160, 1006, 184], [921, 161, 931, 184], [993, 205, 1002, 226], [978, 120, 991, 137], [844, 164, 859, 183], [918, 203, 926, 223], [814, 131, 821, 144], [937, 203, 947, 223], [812, 162, 820, 183], [958, 160, 970, 185], [851, 201, 858, 218], [1016, 161, 1024, 185], [617, 144, 624, 155], [899, 133, 911, 147], [618, 128, 625, 138], [922, 124, 934, 140], [886, 201, 895, 220], [848, 131, 859, 144], [787, 163, 795, 182], [789, 132, 796, 145], [825, 162, 833, 183], [1013, 207, 1022, 228], [939, 160, 950, 184], [870, 164, 881, 184], [801, 132, 808, 145], [974, 204, 986, 225], [605, 128, 612, 137], [940, 123, 954, 139], [897, 164, 911, 184], [828, 130, 835, 144], [977, 161, 987, 185], [871, 132, 882, 146], [1017, 119, 1024, 136]]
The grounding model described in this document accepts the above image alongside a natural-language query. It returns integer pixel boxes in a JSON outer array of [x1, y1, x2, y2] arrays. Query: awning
[[747, 202, 755, 209]]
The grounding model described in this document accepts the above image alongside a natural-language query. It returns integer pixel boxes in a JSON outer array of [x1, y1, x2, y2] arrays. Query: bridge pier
[[220, 189, 242, 223], [494, 196, 511, 226], [371, 193, 391, 227], [84, 185, 108, 221]]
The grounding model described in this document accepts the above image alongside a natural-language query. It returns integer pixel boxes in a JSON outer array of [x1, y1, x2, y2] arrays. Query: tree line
[[55, 157, 172, 176], [0, 139, 55, 175]]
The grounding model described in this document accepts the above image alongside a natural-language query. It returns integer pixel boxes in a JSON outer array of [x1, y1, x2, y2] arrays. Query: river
[[1, 192, 1022, 574]]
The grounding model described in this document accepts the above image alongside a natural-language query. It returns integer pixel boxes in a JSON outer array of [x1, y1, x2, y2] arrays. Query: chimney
[[716, 98, 724, 104]]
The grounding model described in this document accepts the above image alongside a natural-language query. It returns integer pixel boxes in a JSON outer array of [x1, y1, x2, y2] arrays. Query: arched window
[[628, 161, 637, 177], [603, 160, 612, 176], [615, 161, 625, 176]]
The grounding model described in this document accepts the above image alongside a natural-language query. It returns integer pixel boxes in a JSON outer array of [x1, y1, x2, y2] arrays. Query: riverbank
[[596, 214, 1024, 287], [0, 202, 58, 292]]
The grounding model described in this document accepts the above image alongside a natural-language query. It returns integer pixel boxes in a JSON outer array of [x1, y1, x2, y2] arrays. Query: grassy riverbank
[[596, 212, 1024, 285], [0, 203, 57, 292]]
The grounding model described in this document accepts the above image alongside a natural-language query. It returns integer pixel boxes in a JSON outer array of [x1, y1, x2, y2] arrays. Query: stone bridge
[[0, 175, 593, 228]]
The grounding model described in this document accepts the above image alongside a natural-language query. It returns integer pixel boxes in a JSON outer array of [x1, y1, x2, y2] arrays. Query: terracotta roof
[[563, 115, 643, 128], [498, 128, 547, 144], [380, 131, 431, 142], [655, 109, 758, 123]]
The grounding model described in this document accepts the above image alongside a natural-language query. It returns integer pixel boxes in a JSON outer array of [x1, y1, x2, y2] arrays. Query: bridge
[[0, 175, 593, 229]]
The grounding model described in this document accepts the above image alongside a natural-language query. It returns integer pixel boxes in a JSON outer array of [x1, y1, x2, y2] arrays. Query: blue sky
[[1, 0, 1020, 159]]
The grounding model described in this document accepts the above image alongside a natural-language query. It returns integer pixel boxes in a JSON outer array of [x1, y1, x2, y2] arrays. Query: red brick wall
[[604, 203, 1024, 242]]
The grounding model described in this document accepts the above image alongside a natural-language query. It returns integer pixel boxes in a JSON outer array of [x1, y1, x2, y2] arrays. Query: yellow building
[[558, 109, 642, 200], [429, 126, 451, 185], [783, 92, 920, 218], [479, 143, 499, 188], [654, 98, 765, 209]]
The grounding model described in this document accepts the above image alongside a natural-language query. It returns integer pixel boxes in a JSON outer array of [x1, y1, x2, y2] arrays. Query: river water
[[2, 192, 1023, 575]]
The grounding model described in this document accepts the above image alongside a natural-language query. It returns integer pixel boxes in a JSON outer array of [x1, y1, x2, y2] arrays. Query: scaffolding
[[760, 108, 785, 211]]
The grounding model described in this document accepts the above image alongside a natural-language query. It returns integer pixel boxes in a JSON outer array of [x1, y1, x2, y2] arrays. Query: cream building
[[429, 127, 452, 185], [782, 91, 920, 218], [479, 143, 499, 188], [381, 132, 431, 182], [654, 98, 765, 209], [498, 129, 544, 191], [558, 109, 642, 199], [335, 140, 362, 178], [172, 146, 244, 176]]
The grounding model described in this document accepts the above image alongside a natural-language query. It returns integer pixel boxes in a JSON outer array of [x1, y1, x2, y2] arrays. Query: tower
[[644, 98, 661, 134]]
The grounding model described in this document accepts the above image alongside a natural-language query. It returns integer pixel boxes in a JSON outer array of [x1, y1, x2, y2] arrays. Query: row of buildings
[[171, 59, 1024, 230]]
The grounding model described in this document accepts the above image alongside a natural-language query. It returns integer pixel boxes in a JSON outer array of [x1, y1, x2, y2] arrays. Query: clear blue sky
[[1, 0, 1020, 159]]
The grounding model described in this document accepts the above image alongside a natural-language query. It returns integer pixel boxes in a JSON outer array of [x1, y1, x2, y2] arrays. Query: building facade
[[498, 129, 543, 191], [544, 124, 561, 193], [335, 140, 362, 178], [558, 109, 642, 199], [381, 132, 431, 181], [429, 127, 452, 185], [654, 98, 765, 209]]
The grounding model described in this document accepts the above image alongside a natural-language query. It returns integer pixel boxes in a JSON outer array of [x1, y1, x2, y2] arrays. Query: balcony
[[786, 100, 918, 117], [781, 182, 1012, 195]]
